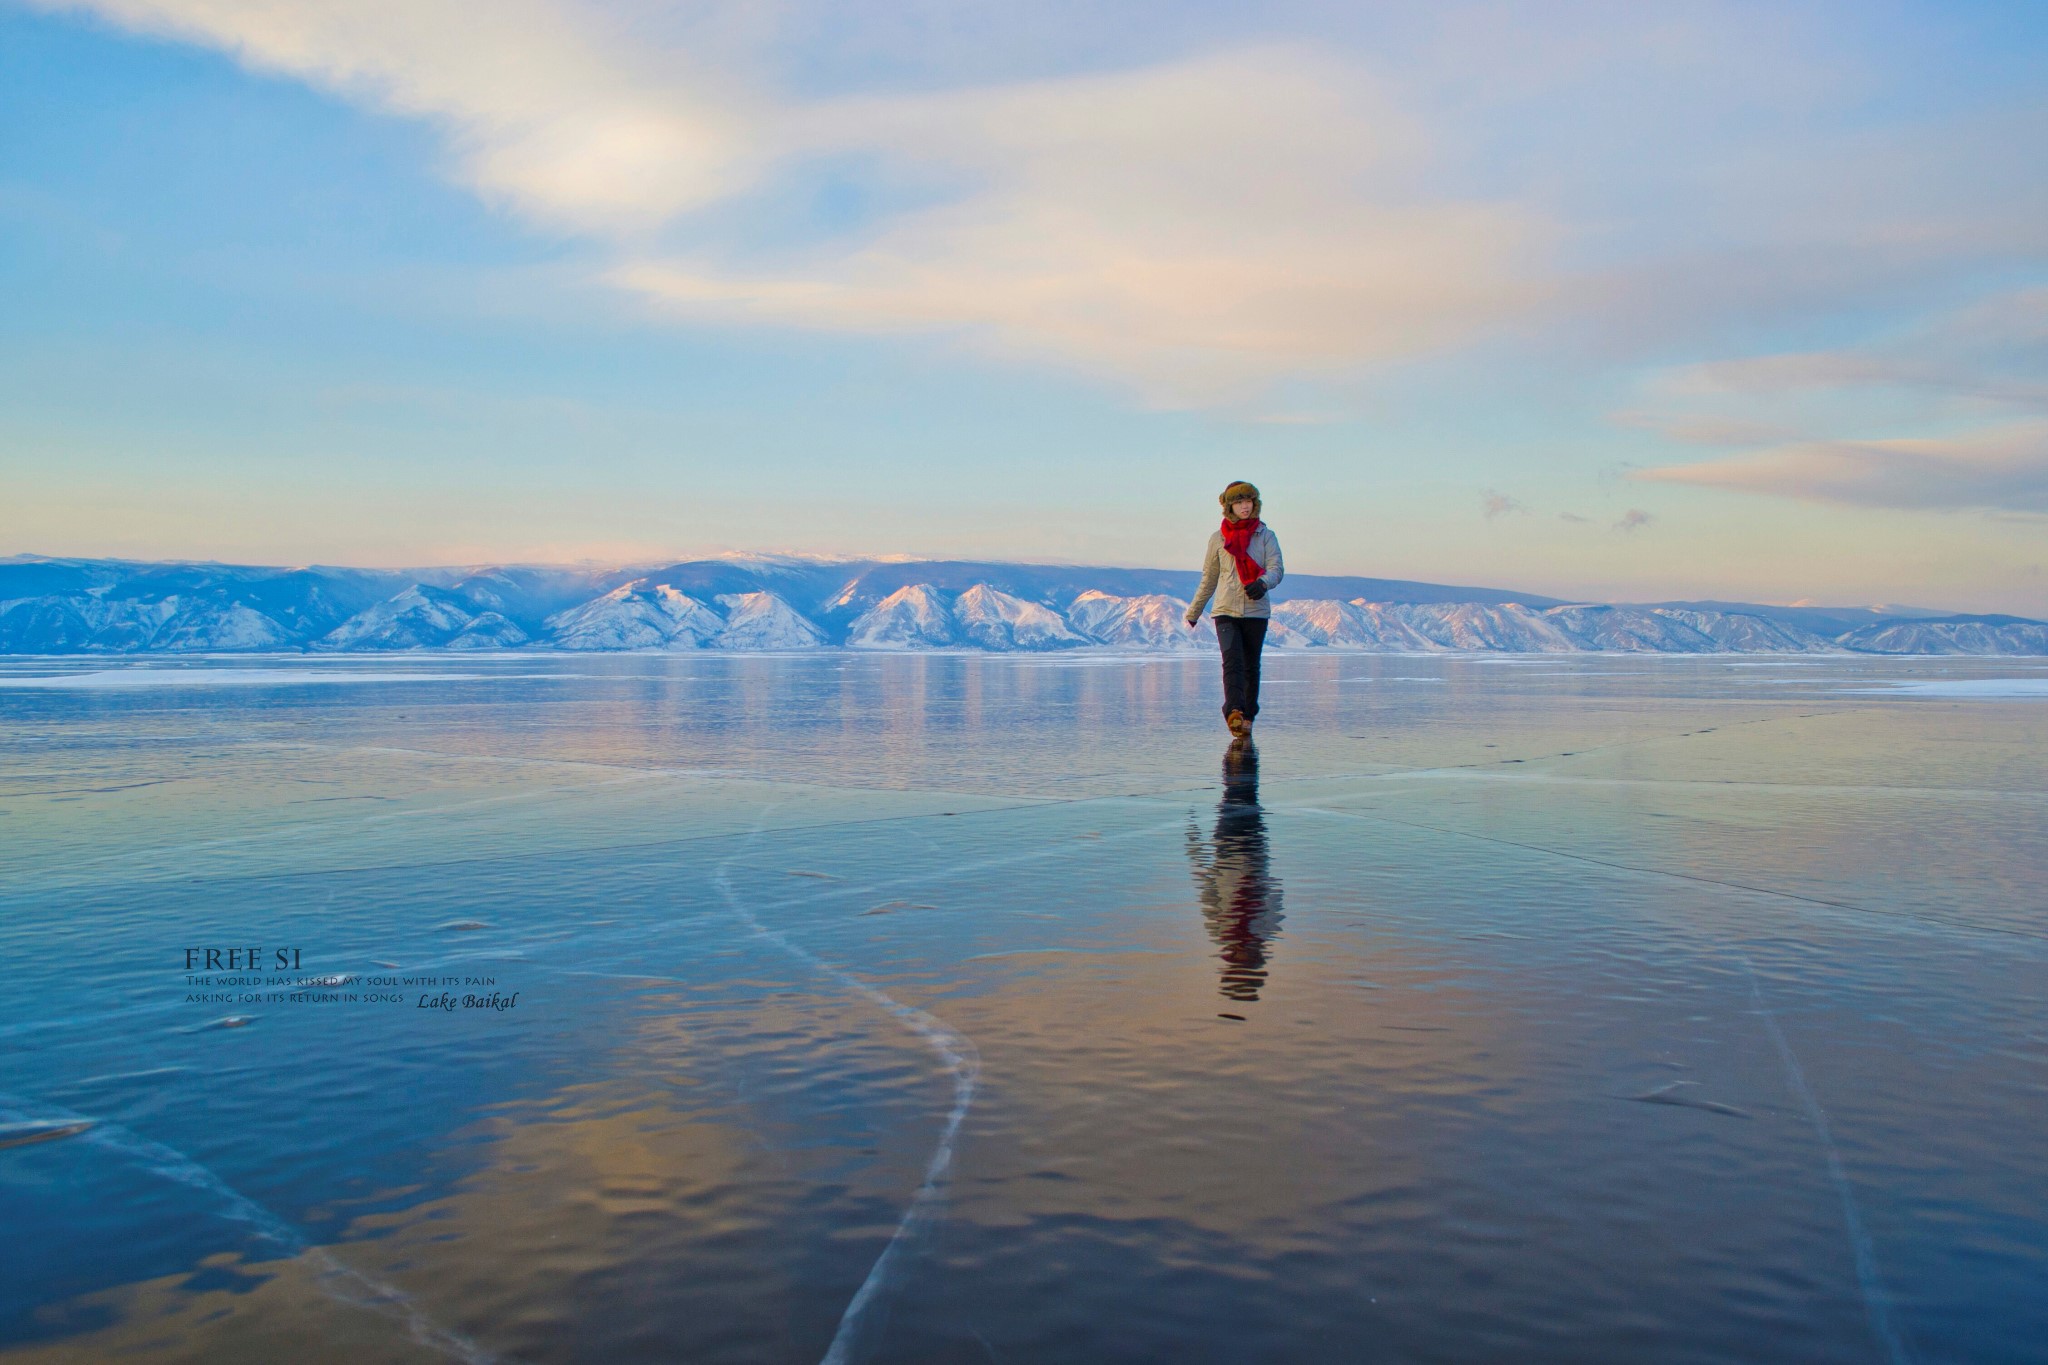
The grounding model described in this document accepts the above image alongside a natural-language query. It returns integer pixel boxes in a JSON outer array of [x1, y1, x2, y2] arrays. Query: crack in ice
[[0, 1093, 498, 1363], [1741, 969, 1914, 1365], [708, 810, 981, 1365]]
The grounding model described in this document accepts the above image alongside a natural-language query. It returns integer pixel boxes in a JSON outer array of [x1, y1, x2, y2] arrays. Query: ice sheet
[[2, 652, 2042, 1364]]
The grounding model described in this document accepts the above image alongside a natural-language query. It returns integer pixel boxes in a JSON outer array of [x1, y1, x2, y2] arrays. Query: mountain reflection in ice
[[1187, 739, 1284, 1003]]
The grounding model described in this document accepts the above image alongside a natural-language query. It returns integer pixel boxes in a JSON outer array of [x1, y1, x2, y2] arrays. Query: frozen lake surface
[[1, 652, 2044, 1364]]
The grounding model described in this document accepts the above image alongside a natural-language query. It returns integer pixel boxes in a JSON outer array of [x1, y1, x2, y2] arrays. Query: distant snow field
[[0, 668, 487, 688], [1849, 678, 2048, 698]]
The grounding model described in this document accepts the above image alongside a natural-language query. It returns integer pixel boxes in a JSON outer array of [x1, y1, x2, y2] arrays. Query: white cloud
[[33, 0, 760, 231], [615, 48, 1554, 403], [33, 1, 1548, 402], [28, 2, 2048, 408]]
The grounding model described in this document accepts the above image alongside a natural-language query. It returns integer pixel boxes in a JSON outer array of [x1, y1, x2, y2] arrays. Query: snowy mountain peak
[[547, 580, 723, 651], [3, 557, 2042, 655], [713, 592, 827, 649], [1066, 591, 1205, 650], [843, 582, 1091, 650], [322, 586, 479, 650], [954, 584, 1087, 649], [847, 584, 959, 648]]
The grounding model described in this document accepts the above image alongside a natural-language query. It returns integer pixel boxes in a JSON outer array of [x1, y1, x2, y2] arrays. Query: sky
[[2, 0, 2045, 613]]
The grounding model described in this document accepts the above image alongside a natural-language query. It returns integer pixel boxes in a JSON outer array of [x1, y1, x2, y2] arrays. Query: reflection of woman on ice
[[1186, 738, 1284, 1002], [1186, 480, 1284, 738]]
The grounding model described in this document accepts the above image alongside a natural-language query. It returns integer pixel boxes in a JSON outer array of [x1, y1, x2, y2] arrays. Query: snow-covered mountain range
[[3, 555, 2043, 656]]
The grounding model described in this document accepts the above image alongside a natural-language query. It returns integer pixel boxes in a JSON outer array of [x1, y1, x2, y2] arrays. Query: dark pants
[[1214, 615, 1268, 720]]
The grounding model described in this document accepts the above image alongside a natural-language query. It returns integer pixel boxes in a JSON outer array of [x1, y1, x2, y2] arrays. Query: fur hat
[[1219, 480, 1262, 518]]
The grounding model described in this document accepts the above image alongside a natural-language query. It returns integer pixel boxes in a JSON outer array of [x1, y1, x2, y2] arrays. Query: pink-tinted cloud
[[1660, 288, 2048, 408], [1633, 422, 2048, 513], [1482, 489, 1529, 518], [1621, 287, 2048, 514]]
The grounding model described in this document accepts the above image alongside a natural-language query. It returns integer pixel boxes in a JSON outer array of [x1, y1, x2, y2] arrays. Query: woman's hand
[[1245, 579, 1268, 601]]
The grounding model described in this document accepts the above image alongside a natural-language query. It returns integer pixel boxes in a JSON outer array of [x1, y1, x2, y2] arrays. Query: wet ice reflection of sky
[[1, 652, 2044, 1364]]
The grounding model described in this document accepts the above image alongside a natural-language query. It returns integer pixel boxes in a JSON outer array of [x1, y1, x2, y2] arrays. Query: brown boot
[[1226, 710, 1249, 738]]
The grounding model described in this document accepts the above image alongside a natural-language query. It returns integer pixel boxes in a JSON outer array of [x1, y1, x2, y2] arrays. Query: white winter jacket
[[1188, 524, 1284, 620]]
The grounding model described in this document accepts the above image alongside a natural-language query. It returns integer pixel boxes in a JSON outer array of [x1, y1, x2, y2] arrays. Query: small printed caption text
[[181, 946, 520, 1011]]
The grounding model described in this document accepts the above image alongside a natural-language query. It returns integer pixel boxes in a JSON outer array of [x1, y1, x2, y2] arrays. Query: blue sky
[[3, 0, 2046, 611]]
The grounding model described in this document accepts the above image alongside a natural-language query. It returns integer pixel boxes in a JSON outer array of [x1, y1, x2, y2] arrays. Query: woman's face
[[1230, 498, 1257, 520]]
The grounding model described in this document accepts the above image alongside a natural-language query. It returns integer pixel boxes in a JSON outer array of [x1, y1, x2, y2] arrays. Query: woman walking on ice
[[1186, 480, 1284, 738]]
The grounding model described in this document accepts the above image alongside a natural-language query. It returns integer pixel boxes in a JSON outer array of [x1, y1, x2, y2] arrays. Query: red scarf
[[1220, 516, 1264, 586]]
